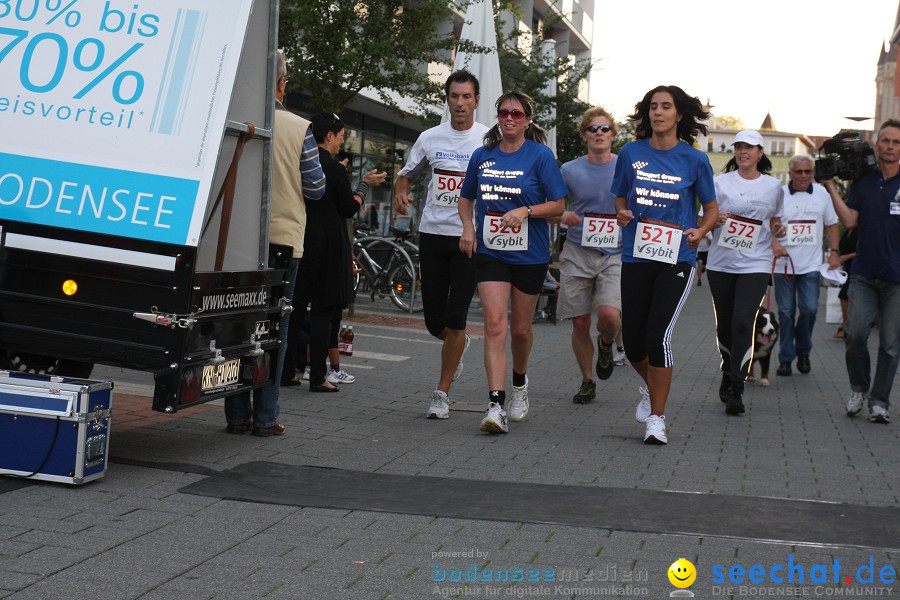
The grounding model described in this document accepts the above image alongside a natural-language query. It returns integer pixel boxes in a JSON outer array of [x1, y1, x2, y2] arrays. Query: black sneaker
[[797, 355, 811, 374], [725, 391, 745, 415], [596, 336, 614, 380], [719, 373, 731, 403], [573, 379, 596, 404], [776, 362, 792, 376]]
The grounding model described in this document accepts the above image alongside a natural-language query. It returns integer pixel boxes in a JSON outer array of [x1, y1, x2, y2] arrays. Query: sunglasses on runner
[[585, 124, 612, 133], [498, 109, 527, 120]]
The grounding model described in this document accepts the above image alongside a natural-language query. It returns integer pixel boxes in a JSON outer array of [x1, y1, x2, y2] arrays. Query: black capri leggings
[[621, 261, 695, 368], [706, 270, 770, 389], [418, 232, 477, 338]]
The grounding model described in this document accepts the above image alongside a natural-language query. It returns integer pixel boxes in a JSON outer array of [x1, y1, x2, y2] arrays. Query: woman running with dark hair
[[612, 84, 718, 444]]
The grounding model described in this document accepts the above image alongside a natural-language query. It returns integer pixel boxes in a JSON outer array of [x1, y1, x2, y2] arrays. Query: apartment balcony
[[534, 0, 592, 55]]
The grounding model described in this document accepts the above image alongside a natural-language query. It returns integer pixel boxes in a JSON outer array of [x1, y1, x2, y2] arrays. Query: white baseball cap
[[732, 130, 765, 147], [819, 264, 848, 287]]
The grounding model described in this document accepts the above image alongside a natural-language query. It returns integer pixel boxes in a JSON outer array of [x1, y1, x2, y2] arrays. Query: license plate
[[202, 359, 241, 390]]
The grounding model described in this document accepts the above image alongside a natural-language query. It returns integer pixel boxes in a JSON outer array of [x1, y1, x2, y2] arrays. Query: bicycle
[[352, 224, 422, 312]]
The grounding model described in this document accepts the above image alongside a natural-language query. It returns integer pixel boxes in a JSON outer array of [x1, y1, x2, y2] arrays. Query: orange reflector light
[[62, 280, 78, 296], [396, 283, 404, 292]]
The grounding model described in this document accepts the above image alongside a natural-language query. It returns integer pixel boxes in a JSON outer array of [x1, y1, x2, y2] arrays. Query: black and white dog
[[747, 311, 779, 386]]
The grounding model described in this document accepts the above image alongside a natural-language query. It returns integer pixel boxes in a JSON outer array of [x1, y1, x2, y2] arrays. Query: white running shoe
[[614, 348, 627, 366], [869, 405, 890, 424], [326, 368, 355, 384], [479, 402, 508, 433], [426, 390, 449, 419], [453, 334, 471, 381], [634, 386, 651, 423], [302, 366, 310, 380], [644, 414, 667, 445], [508, 377, 529, 422], [845, 391, 864, 417]]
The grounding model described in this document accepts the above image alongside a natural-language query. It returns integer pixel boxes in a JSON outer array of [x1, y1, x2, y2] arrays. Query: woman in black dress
[[301, 112, 384, 391]]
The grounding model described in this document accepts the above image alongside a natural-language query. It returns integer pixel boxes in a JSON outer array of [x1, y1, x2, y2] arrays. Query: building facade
[[874, 3, 900, 129], [697, 109, 817, 184]]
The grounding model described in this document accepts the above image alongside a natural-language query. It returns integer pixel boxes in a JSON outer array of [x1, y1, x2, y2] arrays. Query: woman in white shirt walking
[[706, 130, 787, 416]]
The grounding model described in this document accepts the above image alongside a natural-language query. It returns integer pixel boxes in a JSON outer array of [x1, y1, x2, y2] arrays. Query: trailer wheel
[[1, 352, 94, 379]]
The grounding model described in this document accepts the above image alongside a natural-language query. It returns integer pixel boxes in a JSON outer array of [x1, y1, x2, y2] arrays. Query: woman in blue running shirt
[[611, 85, 719, 445], [458, 90, 567, 435]]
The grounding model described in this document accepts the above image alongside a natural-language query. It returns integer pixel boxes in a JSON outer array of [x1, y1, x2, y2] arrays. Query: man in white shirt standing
[[773, 156, 841, 376], [393, 70, 489, 419]]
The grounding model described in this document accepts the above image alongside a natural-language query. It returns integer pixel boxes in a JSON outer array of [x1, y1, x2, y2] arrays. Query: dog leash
[[765, 254, 795, 311]]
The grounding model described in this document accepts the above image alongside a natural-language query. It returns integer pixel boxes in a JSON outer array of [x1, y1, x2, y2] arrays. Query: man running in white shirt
[[394, 70, 488, 419]]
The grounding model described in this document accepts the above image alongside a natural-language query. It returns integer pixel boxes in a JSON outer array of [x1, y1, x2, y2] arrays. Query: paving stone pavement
[[1, 282, 898, 599]]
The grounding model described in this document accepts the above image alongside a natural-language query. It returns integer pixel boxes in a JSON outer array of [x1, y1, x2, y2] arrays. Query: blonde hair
[[483, 90, 548, 149], [579, 106, 616, 136]]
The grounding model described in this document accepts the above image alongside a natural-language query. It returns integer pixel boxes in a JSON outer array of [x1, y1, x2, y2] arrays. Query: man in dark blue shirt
[[826, 119, 900, 424]]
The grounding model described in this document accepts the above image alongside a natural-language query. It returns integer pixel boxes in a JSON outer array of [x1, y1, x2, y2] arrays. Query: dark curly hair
[[628, 85, 708, 146]]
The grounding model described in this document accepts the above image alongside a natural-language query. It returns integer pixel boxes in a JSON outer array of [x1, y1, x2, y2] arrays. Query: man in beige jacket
[[224, 50, 324, 437]]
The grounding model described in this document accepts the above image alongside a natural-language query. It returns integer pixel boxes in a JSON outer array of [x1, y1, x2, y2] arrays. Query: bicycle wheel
[[351, 256, 362, 292], [387, 261, 423, 312]]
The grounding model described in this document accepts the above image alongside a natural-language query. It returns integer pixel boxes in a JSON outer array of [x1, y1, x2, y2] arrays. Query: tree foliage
[[716, 114, 744, 130], [493, 0, 597, 163], [611, 119, 637, 155], [279, 0, 461, 113], [279, 0, 597, 163]]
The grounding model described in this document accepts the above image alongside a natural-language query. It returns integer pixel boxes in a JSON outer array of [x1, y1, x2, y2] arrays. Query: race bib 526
[[483, 211, 528, 251]]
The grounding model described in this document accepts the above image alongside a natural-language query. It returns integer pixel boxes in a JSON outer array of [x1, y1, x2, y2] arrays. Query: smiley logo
[[668, 558, 696, 588]]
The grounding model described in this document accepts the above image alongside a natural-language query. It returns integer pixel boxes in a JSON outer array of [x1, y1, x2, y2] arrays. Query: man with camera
[[772, 156, 840, 377], [825, 119, 900, 424]]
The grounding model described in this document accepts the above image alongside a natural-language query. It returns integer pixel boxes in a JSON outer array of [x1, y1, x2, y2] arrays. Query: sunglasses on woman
[[498, 109, 526, 120], [585, 124, 611, 133]]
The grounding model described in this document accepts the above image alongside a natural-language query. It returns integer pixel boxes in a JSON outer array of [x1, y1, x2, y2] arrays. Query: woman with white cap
[[706, 130, 787, 416]]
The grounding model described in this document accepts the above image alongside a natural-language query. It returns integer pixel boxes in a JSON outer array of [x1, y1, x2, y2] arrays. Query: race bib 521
[[634, 220, 682, 264]]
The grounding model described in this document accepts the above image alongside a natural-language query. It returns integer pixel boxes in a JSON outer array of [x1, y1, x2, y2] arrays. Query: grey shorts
[[557, 242, 622, 319]]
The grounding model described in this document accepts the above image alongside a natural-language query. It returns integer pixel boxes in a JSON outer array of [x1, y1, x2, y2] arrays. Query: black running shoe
[[596, 336, 614, 380], [573, 379, 596, 404], [719, 373, 731, 403], [725, 391, 745, 415]]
